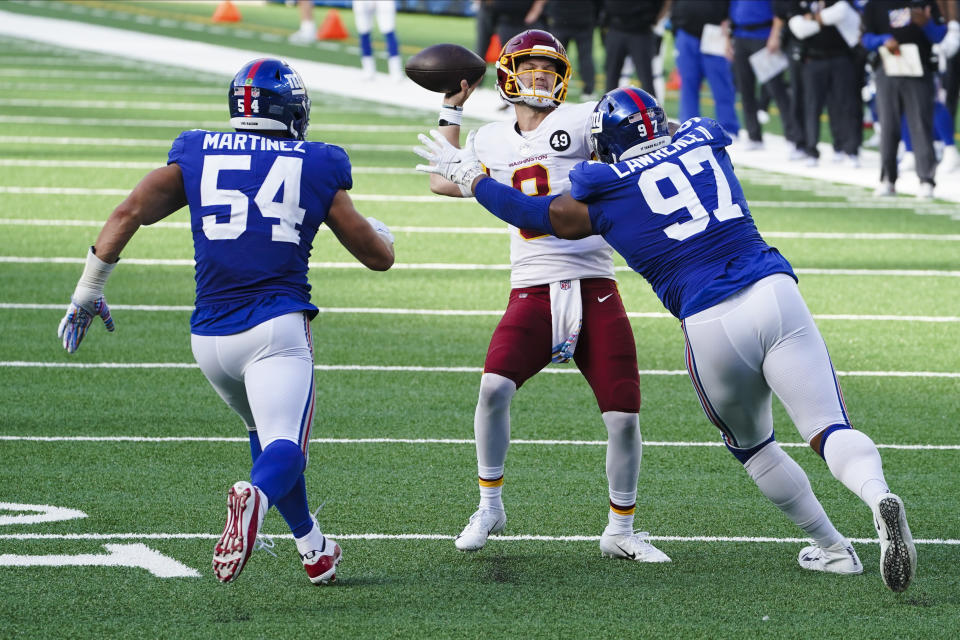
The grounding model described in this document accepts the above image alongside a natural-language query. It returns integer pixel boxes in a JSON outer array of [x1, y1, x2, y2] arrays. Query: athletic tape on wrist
[[438, 104, 463, 127]]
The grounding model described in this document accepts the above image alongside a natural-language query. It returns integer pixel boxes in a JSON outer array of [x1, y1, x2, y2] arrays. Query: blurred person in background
[[601, 0, 670, 94], [788, 1, 864, 167], [863, 0, 946, 198], [942, 0, 960, 136], [541, 0, 602, 101], [489, 0, 547, 45], [731, 0, 803, 150], [288, 1, 403, 82], [671, 0, 741, 137], [354, 0, 403, 81]]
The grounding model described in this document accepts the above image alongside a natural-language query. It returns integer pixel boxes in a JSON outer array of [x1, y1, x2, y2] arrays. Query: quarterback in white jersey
[[424, 29, 668, 563], [473, 100, 614, 287]]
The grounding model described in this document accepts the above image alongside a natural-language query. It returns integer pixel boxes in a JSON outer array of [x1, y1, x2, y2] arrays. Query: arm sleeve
[[474, 177, 559, 236]]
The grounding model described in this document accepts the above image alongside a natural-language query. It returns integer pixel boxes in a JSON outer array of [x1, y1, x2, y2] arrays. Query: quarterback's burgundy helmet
[[495, 29, 571, 108]]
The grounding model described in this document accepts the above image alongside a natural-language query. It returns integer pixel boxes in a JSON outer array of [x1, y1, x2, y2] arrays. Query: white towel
[[549, 279, 582, 363]]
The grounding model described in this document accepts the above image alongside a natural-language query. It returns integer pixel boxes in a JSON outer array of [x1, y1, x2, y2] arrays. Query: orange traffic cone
[[317, 9, 349, 40], [211, 1, 241, 23], [484, 34, 502, 63], [665, 67, 681, 90]]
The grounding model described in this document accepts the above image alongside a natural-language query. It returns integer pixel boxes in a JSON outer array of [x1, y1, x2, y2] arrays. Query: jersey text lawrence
[[570, 118, 795, 319]]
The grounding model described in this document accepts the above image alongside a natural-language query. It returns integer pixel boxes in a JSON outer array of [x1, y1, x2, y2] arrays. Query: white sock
[[299, 20, 315, 33], [477, 464, 504, 511], [606, 510, 634, 535], [294, 516, 325, 556], [388, 55, 403, 79], [821, 428, 889, 507], [361, 56, 376, 77], [744, 442, 845, 548]]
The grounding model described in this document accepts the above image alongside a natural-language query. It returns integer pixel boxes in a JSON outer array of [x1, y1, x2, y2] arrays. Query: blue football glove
[[57, 296, 114, 354]]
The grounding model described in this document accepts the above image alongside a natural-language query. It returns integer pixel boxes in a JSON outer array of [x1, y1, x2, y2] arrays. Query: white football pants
[[191, 311, 316, 455], [353, 0, 396, 34], [681, 274, 849, 449]]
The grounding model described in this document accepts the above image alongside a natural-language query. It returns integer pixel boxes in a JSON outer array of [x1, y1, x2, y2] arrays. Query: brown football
[[405, 43, 487, 94]]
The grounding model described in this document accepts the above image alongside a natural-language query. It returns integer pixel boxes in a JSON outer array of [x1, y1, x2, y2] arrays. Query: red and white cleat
[[212, 481, 267, 583], [301, 537, 342, 585]]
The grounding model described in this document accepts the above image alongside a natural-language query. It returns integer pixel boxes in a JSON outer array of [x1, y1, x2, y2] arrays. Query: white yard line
[[1, 435, 956, 450], [0, 160, 421, 174], [0, 138, 413, 151], [3, 303, 958, 323], [2, 256, 958, 277], [0, 115, 429, 132], [0, 531, 955, 545], [2, 216, 958, 241], [1, 361, 956, 377]]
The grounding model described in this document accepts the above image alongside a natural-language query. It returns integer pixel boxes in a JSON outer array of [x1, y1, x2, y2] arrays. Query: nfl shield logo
[[560, 280, 571, 290]]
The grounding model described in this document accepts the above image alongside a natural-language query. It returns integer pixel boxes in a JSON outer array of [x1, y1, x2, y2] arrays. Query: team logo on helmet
[[228, 58, 311, 140], [589, 87, 670, 163]]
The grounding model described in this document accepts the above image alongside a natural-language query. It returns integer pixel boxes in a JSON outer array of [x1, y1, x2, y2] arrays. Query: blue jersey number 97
[[638, 145, 743, 241]]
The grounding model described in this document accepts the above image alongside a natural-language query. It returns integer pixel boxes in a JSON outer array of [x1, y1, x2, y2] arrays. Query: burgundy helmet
[[495, 29, 571, 108]]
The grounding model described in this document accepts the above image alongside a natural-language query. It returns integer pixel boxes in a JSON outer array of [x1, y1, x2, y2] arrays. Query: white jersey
[[474, 101, 615, 288]]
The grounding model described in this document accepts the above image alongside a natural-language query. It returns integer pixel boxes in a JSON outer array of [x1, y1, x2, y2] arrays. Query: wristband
[[438, 104, 463, 127], [72, 246, 116, 309]]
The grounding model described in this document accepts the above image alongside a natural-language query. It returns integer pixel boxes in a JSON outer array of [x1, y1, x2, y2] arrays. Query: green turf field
[[1, 7, 959, 639]]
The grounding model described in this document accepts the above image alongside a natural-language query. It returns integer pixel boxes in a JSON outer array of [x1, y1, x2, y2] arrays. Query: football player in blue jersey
[[415, 86, 917, 593], [58, 58, 395, 586]]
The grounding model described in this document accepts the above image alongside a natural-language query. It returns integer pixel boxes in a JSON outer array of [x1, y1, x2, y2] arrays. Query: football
[[404, 43, 487, 94]]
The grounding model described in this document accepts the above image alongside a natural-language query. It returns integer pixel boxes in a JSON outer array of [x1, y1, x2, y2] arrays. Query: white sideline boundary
[[1, 8, 959, 203]]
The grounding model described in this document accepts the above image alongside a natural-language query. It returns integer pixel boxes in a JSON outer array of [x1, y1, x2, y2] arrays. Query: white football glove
[[366, 216, 394, 246], [413, 129, 485, 196], [57, 247, 117, 353]]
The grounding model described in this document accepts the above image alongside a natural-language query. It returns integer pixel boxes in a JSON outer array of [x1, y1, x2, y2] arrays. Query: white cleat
[[873, 493, 917, 593], [917, 182, 934, 200], [213, 481, 267, 583], [600, 530, 671, 563], [797, 540, 863, 575], [454, 508, 506, 552]]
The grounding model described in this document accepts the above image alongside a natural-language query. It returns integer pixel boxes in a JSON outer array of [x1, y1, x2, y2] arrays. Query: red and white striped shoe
[[300, 537, 342, 585], [212, 481, 267, 583]]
